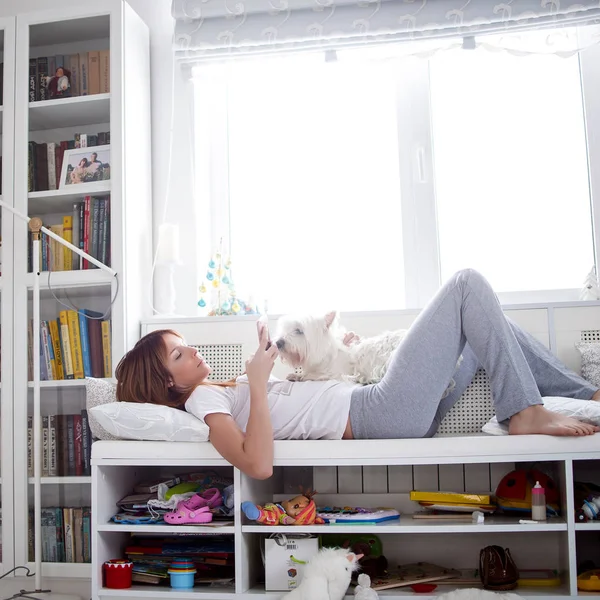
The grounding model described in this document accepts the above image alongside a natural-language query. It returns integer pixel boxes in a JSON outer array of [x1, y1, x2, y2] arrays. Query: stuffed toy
[[242, 489, 325, 526], [284, 547, 363, 600]]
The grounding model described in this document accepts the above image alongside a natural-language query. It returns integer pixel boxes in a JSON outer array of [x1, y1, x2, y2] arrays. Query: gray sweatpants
[[349, 269, 598, 439]]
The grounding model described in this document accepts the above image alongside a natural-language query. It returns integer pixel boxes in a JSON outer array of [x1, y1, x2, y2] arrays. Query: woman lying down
[[116, 269, 599, 480]]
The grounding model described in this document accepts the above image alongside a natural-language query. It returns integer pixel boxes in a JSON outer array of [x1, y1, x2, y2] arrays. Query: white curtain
[[172, 0, 600, 60]]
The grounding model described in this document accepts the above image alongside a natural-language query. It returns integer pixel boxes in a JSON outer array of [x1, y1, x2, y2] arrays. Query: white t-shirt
[[185, 376, 356, 440]]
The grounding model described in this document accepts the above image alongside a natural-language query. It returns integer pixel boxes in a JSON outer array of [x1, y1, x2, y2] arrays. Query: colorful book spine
[[67, 310, 84, 379], [49, 318, 64, 380], [101, 320, 111, 377], [58, 312, 74, 380], [63, 215, 73, 271]]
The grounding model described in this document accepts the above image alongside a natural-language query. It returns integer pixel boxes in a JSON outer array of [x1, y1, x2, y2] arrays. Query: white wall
[[0, 0, 198, 318]]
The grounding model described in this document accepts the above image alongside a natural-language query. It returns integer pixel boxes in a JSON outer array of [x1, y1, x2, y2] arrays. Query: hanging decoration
[[198, 238, 260, 316]]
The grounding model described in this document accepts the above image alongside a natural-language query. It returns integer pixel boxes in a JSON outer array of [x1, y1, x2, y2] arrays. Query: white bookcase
[[0, 0, 153, 583], [0, 14, 16, 579]]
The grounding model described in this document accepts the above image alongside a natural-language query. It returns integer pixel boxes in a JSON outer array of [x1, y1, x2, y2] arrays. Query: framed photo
[[60, 145, 111, 190]]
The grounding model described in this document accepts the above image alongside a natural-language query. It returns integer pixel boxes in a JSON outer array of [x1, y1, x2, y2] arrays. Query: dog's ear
[[324, 311, 337, 329]]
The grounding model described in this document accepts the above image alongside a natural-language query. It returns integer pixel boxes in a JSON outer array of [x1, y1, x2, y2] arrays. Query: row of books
[[27, 410, 92, 477], [28, 132, 110, 192], [27, 310, 111, 381], [125, 535, 234, 586], [29, 50, 110, 102], [28, 196, 111, 272], [28, 507, 91, 563]]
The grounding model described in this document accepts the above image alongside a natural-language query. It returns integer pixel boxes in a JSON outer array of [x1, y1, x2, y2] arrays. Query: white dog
[[275, 311, 461, 394], [284, 547, 363, 600]]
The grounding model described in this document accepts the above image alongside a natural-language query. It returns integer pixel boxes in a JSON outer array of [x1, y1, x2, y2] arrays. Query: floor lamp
[[0, 200, 116, 600]]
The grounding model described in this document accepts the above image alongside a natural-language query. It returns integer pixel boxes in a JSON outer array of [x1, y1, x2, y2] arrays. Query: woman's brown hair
[[115, 329, 235, 409]]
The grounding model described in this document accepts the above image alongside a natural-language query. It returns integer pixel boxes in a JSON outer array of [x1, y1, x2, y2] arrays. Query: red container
[[103, 559, 133, 589]]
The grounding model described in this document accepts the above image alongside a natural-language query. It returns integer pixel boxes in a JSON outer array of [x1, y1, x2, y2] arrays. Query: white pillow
[[482, 396, 600, 436], [89, 402, 210, 442], [86, 376, 210, 442]]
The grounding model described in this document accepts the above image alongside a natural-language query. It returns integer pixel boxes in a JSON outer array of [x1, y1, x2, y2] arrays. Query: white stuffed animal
[[284, 547, 363, 600], [354, 573, 379, 600]]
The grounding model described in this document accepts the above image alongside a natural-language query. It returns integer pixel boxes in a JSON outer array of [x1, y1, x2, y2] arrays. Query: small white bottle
[[531, 481, 547, 521]]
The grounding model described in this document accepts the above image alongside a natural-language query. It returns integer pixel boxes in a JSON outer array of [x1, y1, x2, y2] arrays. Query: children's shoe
[[164, 503, 213, 525]]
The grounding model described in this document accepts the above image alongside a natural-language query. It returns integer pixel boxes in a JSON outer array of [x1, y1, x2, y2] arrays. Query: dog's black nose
[[276, 339, 285, 350]]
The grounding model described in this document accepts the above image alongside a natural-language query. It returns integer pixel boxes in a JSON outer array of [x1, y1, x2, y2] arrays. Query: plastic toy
[[242, 489, 325, 526], [495, 468, 559, 516]]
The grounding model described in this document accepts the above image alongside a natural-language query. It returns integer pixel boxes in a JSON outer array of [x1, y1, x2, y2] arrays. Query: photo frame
[[59, 145, 111, 190]]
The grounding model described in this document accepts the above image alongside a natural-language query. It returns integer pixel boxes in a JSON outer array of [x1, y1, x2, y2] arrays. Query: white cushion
[[576, 341, 600, 387], [482, 396, 600, 436], [86, 377, 209, 442], [89, 402, 210, 442]]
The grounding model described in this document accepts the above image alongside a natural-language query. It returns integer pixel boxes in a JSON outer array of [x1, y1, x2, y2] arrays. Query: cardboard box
[[264, 535, 319, 591]]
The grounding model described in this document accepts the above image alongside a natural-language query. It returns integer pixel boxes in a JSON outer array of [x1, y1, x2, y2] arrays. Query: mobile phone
[[259, 316, 272, 350]]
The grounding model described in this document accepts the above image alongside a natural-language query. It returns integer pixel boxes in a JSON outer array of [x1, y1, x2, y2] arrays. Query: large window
[[193, 32, 600, 313]]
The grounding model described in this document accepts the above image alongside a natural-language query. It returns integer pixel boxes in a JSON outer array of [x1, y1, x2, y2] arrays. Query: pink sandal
[[164, 503, 213, 524]]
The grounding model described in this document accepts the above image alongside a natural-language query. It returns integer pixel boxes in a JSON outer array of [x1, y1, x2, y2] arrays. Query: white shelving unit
[[0, 14, 16, 580], [91, 436, 600, 600], [0, 0, 153, 585]]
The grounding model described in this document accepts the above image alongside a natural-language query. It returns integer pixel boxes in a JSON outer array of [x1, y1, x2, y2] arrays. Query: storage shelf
[[245, 585, 573, 598], [97, 524, 235, 534], [28, 181, 111, 213], [27, 378, 109, 388], [243, 516, 567, 534], [575, 521, 600, 530], [29, 93, 110, 131], [28, 476, 91, 484], [26, 268, 113, 290], [26, 561, 91, 578], [98, 587, 237, 599]]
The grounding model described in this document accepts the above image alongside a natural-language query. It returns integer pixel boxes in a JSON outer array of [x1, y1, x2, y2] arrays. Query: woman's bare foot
[[592, 390, 600, 401], [509, 405, 599, 436]]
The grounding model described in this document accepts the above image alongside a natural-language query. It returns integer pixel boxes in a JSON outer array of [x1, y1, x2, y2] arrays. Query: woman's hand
[[245, 321, 278, 386], [343, 331, 361, 346]]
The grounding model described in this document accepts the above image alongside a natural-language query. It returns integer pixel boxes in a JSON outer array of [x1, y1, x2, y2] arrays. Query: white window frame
[[192, 41, 600, 311]]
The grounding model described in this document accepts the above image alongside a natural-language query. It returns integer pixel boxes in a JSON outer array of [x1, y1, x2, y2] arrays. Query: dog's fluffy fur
[[284, 547, 362, 600], [275, 311, 461, 394]]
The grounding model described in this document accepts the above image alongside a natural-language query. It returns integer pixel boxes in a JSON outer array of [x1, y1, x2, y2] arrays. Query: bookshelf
[[1, 0, 152, 584], [0, 15, 16, 580]]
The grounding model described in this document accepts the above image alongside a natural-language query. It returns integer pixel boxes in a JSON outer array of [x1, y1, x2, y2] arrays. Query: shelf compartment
[[28, 476, 91, 484], [29, 93, 110, 131], [575, 522, 600, 530], [97, 524, 235, 534], [26, 269, 113, 290], [242, 516, 568, 534], [28, 181, 111, 214], [98, 587, 237, 599], [27, 378, 111, 388], [26, 561, 91, 578]]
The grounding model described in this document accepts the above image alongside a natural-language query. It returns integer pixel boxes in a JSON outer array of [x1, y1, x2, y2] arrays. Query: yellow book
[[49, 225, 64, 271], [409, 491, 492, 505], [49, 320, 64, 380], [62, 215, 73, 271], [67, 310, 84, 379], [101, 320, 112, 377], [59, 311, 74, 379]]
